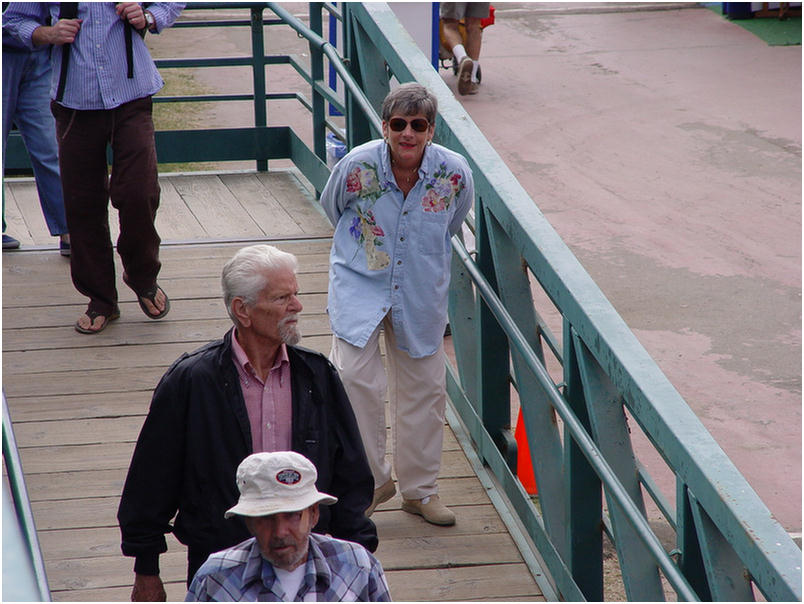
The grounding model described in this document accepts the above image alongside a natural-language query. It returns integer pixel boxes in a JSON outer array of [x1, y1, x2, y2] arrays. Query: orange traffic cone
[[515, 408, 538, 495]]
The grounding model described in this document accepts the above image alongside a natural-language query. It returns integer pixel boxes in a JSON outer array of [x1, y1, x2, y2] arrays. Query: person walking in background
[[3, 2, 183, 333], [186, 452, 391, 602], [2, 3, 70, 254], [321, 83, 473, 526], [118, 245, 377, 601], [440, 2, 491, 95]]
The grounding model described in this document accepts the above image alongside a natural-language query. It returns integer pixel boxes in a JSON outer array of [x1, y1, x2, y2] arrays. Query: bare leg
[[464, 17, 483, 61], [441, 18, 464, 55]]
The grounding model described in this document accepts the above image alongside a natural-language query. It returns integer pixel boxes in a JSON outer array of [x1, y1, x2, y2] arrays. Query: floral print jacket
[[321, 139, 473, 358]]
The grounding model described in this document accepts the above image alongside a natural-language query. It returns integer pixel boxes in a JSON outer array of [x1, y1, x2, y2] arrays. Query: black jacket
[[117, 330, 377, 574]]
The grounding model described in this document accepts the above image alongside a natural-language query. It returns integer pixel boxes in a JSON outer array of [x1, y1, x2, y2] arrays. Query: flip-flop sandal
[[74, 307, 121, 335], [137, 284, 170, 320]]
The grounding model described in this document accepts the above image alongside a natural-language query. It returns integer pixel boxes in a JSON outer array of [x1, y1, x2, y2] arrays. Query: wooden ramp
[[2, 170, 545, 601]]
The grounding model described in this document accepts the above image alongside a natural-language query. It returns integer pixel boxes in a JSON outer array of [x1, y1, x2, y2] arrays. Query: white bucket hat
[[225, 451, 337, 519]]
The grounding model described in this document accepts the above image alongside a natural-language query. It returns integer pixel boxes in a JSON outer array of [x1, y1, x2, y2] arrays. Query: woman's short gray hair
[[381, 82, 438, 124], [221, 244, 298, 322]]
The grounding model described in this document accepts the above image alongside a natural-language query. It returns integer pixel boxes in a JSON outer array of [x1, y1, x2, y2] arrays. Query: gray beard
[[279, 315, 301, 346]]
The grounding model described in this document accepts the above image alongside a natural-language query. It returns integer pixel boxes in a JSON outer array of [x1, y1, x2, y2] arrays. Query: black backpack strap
[[55, 2, 79, 102], [124, 3, 151, 79], [124, 20, 134, 78]]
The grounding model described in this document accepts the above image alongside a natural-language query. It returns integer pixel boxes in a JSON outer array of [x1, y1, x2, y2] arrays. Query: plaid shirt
[[186, 533, 391, 602]]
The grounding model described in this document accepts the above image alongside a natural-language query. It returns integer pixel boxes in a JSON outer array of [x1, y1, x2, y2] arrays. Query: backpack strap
[[124, 20, 134, 78], [55, 2, 79, 102], [125, 3, 151, 79]]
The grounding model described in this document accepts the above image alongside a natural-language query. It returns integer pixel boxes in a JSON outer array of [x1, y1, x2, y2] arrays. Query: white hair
[[221, 245, 298, 323]]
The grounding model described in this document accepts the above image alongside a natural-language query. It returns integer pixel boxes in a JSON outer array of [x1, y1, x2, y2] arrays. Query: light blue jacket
[[321, 139, 473, 358]]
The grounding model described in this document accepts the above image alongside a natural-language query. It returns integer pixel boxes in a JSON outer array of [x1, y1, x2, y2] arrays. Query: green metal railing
[[341, 5, 800, 601], [338, 5, 801, 602], [3, 3, 799, 601]]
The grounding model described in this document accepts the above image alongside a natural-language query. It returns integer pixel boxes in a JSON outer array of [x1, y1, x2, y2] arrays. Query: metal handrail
[[452, 236, 699, 601], [2, 392, 51, 601], [340, 3, 801, 601]]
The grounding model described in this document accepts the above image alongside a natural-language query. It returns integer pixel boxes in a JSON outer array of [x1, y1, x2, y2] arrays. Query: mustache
[[269, 538, 294, 550], [279, 313, 299, 327]]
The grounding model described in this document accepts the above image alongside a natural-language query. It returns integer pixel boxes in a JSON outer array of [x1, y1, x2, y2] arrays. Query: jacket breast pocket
[[417, 212, 450, 255]]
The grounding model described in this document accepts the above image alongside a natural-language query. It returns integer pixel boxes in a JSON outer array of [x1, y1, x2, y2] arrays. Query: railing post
[[475, 201, 516, 470], [308, 3, 326, 166], [341, 3, 380, 149], [677, 481, 713, 600], [563, 322, 604, 601], [250, 6, 267, 171]]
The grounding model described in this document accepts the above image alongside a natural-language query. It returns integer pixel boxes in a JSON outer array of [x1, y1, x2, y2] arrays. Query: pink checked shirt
[[231, 330, 292, 452]]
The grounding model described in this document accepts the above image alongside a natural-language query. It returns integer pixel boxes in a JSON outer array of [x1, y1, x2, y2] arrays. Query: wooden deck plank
[[31, 480, 494, 536], [10, 180, 57, 242], [39, 524, 522, 570], [3, 367, 168, 398], [18, 444, 473, 478], [3, 314, 331, 352], [1, 272, 330, 309], [6, 393, 153, 423], [385, 564, 545, 601], [2, 294, 328, 333], [255, 171, 333, 235], [3, 169, 542, 602], [154, 177, 206, 241], [4, 335, 331, 374], [218, 172, 306, 237], [169, 173, 265, 239], [3, 181, 35, 245]]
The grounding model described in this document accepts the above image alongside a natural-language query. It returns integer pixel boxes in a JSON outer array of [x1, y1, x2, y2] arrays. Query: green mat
[[707, 4, 801, 45]]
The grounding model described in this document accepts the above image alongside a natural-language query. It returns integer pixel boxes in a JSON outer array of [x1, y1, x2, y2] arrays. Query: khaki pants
[[330, 315, 446, 501]]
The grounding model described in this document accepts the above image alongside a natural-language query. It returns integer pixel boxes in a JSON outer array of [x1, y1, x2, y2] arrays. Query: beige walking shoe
[[401, 494, 456, 526], [366, 479, 396, 516], [457, 56, 477, 96]]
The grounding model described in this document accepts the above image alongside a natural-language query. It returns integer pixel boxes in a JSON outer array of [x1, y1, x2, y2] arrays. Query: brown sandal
[[137, 284, 170, 320], [74, 307, 121, 334]]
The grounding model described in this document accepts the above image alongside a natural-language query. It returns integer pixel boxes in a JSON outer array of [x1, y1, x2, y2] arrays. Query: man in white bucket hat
[[186, 452, 391, 602]]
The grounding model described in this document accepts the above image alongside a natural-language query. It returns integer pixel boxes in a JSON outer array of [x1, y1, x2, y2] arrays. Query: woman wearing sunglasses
[[320, 83, 473, 527]]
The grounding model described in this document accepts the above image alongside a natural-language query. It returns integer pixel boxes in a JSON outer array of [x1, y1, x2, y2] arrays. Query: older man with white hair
[[118, 245, 377, 601], [186, 451, 391, 602]]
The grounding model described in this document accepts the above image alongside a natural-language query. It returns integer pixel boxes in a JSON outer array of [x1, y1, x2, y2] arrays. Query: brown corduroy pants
[[52, 96, 162, 316]]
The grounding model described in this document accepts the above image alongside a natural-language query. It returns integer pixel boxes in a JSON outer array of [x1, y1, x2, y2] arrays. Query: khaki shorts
[[440, 2, 490, 20]]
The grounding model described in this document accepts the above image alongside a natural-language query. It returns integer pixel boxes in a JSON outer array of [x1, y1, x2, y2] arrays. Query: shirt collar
[[231, 327, 289, 381], [380, 139, 436, 185], [307, 536, 333, 591], [241, 537, 327, 599]]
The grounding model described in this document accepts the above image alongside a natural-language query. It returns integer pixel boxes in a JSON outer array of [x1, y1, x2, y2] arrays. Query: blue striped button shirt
[[186, 533, 392, 602], [2, 2, 184, 110]]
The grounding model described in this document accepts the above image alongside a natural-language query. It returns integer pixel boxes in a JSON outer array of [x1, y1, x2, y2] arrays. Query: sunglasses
[[388, 117, 430, 133]]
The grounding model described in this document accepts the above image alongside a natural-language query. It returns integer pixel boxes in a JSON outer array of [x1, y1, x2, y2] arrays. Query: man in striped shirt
[[3, 3, 184, 333], [186, 452, 391, 602]]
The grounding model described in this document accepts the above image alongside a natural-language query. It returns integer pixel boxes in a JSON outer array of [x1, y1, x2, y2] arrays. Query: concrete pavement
[[441, 3, 801, 535]]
